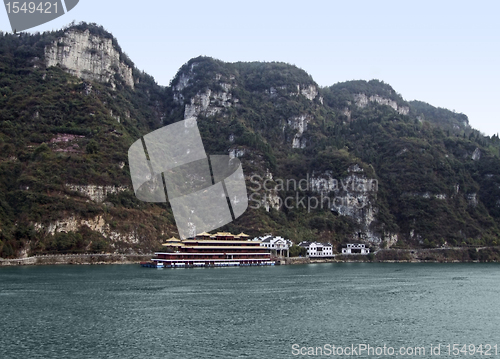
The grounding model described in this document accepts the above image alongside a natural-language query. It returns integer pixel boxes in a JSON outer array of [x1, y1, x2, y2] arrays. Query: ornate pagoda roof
[[235, 232, 250, 238], [196, 232, 212, 237], [213, 232, 235, 237]]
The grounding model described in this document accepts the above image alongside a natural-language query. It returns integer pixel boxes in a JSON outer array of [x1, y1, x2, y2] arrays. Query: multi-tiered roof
[[151, 232, 273, 267]]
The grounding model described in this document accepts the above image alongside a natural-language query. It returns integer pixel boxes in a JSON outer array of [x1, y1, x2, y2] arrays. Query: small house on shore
[[298, 241, 333, 258], [341, 243, 370, 255]]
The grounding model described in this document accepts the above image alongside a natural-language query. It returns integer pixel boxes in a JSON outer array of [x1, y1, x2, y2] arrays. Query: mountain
[[1, 22, 500, 258]]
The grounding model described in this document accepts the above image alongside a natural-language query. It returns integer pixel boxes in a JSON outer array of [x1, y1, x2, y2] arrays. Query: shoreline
[[0, 254, 154, 266], [2, 246, 500, 267], [286, 258, 499, 265], [286, 246, 500, 264]]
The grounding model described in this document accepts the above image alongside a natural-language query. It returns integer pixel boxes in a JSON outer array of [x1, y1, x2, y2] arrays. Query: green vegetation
[[289, 245, 307, 257], [0, 23, 172, 257], [1, 23, 500, 258]]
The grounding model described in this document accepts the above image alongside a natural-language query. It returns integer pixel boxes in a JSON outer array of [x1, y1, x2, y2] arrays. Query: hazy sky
[[1, 0, 498, 135]]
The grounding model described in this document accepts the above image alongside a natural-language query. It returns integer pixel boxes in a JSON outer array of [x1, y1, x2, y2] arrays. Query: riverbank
[[284, 246, 500, 264], [0, 254, 153, 266], [2, 246, 500, 266]]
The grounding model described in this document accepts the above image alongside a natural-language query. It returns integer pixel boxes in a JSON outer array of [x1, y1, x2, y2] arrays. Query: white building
[[342, 243, 370, 255], [298, 241, 334, 258], [252, 235, 292, 257]]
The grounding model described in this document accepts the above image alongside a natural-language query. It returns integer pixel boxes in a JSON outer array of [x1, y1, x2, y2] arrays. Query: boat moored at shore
[[141, 232, 275, 268]]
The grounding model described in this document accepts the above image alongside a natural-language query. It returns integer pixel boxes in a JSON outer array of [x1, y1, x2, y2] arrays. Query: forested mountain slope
[[1, 23, 499, 258]]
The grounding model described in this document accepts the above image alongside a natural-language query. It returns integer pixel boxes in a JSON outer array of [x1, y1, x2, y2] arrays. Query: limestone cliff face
[[266, 84, 319, 101], [287, 114, 311, 149], [354, 93, 409, 115], [310, 165, 386, 244], [33, 215, 140, 246], [250, 165, 392, 244], [300, 84, 318, 101], [44, 29, 134, 89], [170, 61, 238, 121], [66, 184, 128, 203], [183, 87, 235, 120]]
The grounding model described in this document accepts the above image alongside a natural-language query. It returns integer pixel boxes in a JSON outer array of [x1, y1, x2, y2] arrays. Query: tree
[[289, 245, 307, 257], [86, 139, 99, 154]]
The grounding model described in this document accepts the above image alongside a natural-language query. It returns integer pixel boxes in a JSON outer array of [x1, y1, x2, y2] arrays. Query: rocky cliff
[[45, 28, 134, 89]]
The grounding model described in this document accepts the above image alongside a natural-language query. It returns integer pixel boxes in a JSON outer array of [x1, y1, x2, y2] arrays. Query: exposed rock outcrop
[[354, 93, 409, 115], [66, 184, 128, 203], [287, 114, 310, 149], [472, 147, 481, 161], [45, 29, 134, 89], [34, 216, 139, 244], [300, 85, 318, 101], [229, 147, 246, 159], [183, 87, 235, 119], [467, 193, 478, 207], [310, 170, 381, 243], [270, 84, 318, 100]]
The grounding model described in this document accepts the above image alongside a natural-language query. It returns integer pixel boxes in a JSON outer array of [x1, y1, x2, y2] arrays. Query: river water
[[1, 263, 499, 358]]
